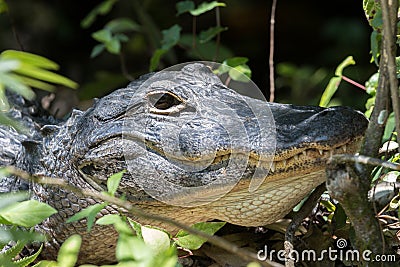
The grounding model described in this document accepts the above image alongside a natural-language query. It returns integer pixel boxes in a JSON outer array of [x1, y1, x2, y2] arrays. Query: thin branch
[[268, 0, 277, 102], [119, 52, 134, 81], [381, 0, 400, 152], [341, 75, 366, 90], [3, 166, 282, 267], [329, 154, 400, 171], [214, 6, 221, 61]]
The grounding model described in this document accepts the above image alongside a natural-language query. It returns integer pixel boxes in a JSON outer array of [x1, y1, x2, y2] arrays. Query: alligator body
[[0, 63, 368, 264]]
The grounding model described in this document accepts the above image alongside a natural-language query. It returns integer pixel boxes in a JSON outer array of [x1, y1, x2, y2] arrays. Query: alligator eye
[[147, 91, 185, 114]]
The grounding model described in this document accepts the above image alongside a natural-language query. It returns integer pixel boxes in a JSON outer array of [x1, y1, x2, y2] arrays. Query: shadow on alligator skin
[[0, 63, 368, 264]]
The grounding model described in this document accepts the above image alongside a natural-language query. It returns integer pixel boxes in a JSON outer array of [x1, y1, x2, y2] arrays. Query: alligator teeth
[[302, 151, 307, 157], [342, 145, 347, 153], [318, 149, 324, 155], [270, 162, 275, 172], [329, 150, 333, 157], [282, 160, 287, 168], [293, 154, 299, 161]]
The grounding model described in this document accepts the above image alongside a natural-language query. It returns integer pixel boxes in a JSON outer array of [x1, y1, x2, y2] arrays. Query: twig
[[268, 0, 277, 102], [381, 0, 400, 152], [214, 7, 221, 61], [329, 154, 400, 171], [341, 75, 366, 90], [119, 52, 134, 81], [3, 166, 282, 267], [5, 0, 24, 51]]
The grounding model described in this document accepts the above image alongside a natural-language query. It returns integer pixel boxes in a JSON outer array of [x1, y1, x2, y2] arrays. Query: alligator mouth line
[[144, 138, 361, 174]]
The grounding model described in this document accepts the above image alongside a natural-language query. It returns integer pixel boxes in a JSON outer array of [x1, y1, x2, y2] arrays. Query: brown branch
[[381, 0, 400, 152], [3, 166, 282, 267], [268, 0, 277, 102]]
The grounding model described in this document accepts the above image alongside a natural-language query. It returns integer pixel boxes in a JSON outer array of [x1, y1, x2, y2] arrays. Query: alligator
[[0, 63, 368, 264]]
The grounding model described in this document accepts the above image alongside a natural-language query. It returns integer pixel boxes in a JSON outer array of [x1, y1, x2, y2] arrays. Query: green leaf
[[370, 30, 381, 65], [334, 56, 355, 77], [92, 29, 112, 43], [57, 235, 81, 267], [115, 33, 129, 42], [90, 44, 106, 58], [81, 0, 118, 28], [319, 56, 356, 107], [319, 76, 341, 107], [105, 38, 121, 54], [0, 192, 29, 211], [174, 221, 225, 250], [17, 75, 56, 92], [199, 26, 228, 43], [0, 72, 36, 100], [116, 235, 152, 262], [1, 50, 59, 70], [107, 170, 126, 196], [223, 57, 249, 67], [0, 0, 8, 14], [66, 202, 107, 232], [0, 59, 20, 72], [14, 64, 78, 89], [0, 112, 28, 134], [161, 24, 182, 50], [228, 65, 251, 82], [176, 0, 195, 16], [149, 49, 167, 72], [105, 18, 140, 33], [190, 1, 226, 16], [141, 225, 171, 255], [0, 200, 57, 227], [13, 244, 42, 267], [96, 214, 133, 235]]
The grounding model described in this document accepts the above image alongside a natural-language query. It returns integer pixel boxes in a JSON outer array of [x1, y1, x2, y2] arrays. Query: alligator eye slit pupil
[[149, 93, 182, 110]]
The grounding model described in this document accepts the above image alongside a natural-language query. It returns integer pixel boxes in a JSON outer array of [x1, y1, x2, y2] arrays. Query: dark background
[[0, 0, 375, 113]]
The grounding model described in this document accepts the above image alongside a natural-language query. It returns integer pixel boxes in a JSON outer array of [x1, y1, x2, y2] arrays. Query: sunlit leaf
[[0, 72, 35, 100], [92, 29, 112, 43], [0, 59, 19, 72], [190, 1, 226, 16], [174, 221, 225, 250], [141, 225, 171, 255], [319, 77, 341, 107], [107, 170, 126, 196], [334, 56, 355, 77], [228, 64, 251, 82], [57, 235, 82, 267], [0, 200, 57, 227], [67, 202, 107, 232], [105, 38, 121, 54], [14, 64, 78, 89], [0, 192, 29, 211], [1, 50, 59, 70]]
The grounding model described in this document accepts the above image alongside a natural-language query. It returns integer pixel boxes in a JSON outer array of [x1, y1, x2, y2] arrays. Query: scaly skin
[[0, 63, 368, 264]]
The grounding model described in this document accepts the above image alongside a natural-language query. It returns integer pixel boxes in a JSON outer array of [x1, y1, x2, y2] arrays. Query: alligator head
[[2, 63, 368, 263]]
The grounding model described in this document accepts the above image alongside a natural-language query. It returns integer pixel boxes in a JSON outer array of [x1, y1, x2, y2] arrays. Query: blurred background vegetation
[[0, 0, 374, 115]]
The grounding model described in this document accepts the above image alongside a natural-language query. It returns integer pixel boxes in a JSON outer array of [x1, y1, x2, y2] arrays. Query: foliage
[[0, 189, 55, 266], [0, 50, 78, 132]]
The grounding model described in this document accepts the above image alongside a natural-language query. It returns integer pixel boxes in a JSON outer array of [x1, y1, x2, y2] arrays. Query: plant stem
[[268, 0, 277, 102]]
